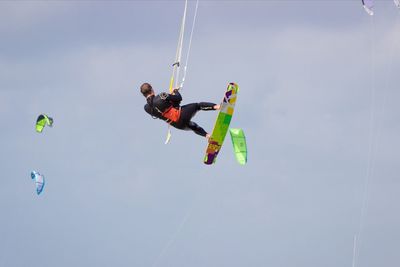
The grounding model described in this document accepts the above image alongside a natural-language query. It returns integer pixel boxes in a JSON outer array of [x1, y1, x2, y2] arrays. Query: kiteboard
[[204, 82, 239, 165]]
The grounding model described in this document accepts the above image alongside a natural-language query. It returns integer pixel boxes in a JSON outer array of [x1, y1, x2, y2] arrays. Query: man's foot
[[213, 104, 220, 110]]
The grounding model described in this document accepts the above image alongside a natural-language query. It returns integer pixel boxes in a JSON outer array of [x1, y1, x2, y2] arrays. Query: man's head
[[140, 83, 154, 97]]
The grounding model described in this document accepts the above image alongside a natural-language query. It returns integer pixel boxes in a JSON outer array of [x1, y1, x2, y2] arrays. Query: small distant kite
[[362, 0, 374, 15], [31, 171, 45, 195], [36, 114, 53, 133]]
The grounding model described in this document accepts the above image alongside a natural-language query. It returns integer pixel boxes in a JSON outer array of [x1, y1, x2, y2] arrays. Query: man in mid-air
[[140, 83, 219, 139]]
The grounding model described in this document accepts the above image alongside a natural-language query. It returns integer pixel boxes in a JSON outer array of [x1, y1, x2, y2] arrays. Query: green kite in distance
[[229, 128, 247, 165], [36, 114, 53, 133]]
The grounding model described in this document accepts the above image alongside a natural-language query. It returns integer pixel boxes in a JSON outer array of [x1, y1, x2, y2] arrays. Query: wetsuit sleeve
[[144, 104, 152, 116], [166, 90, 182, 105]]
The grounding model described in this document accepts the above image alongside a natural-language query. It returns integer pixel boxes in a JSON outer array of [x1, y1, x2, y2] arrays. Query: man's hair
[[140, 83, 153, 97]]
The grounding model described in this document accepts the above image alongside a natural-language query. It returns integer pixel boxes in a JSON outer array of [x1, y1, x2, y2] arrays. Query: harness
[[149, 93, 181, 123]]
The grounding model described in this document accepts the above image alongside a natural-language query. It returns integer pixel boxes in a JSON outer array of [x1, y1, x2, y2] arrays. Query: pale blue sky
[[1, 1, 400, 267]]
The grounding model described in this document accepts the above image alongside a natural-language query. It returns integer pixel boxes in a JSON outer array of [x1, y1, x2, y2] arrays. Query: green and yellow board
[[204, 82, 239, 165]]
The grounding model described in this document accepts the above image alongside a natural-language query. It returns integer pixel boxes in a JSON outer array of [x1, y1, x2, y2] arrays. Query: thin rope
[[354, 14, 376, 267], [354, 9, 400, 265], [166, 0, 199, 144], [352, 235, 357, 267], [151, 208, 193, 267], [165, 0, 188, 144], [180, 0, 199, 90], [169, 0, 188, 93], [174, 0, 187, 89], [150, 175, 215, 267]]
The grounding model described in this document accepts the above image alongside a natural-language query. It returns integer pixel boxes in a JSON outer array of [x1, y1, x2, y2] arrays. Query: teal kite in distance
[[36, 114, 53, 133], [31, 171, 45, 195], [229, 128, 247, 165]]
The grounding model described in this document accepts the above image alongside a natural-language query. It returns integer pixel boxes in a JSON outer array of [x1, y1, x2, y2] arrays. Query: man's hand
[[172, 87, 180, 94]]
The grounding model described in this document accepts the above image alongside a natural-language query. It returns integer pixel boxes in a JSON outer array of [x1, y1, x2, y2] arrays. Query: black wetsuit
[[144, 90, 216, 137]]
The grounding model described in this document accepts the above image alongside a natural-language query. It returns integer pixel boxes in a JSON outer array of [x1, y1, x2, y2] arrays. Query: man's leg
[[175, 103, 219, 138], [186, 121, 208, 137], [198, 102, 217, 111], [180, 102, 218, 122]]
